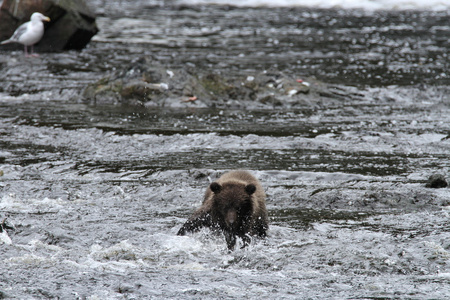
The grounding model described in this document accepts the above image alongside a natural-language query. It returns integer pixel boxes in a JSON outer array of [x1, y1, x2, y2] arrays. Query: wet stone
[[425, 174, 448, 189]]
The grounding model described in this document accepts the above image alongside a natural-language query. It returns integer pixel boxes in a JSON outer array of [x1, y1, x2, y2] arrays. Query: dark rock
[[0, 0, 98, 52], [121, 80, 165, 100], [0, 218, 14, 233], [116, 284, 134, 294], [425, 174, 448, 188], [83, 61, 176, 106], [44, 229, 74, 245], [259, 94, 283, 106], [191, 170, 209, 180], [0, 290, 9, 299]]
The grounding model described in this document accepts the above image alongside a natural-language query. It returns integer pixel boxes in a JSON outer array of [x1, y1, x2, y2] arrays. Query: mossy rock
[[199, 73, 235, 98]]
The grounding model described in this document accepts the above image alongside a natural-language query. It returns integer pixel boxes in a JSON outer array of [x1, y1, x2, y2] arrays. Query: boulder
[[0, 0, 98, 52], [425, 174, 448, 189]]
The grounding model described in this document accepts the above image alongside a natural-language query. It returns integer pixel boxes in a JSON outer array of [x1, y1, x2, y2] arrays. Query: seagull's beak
[[44, 16, 51, 22]]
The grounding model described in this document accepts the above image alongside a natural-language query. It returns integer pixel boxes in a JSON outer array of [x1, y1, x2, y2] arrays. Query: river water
[[1, 1, 450, 299]]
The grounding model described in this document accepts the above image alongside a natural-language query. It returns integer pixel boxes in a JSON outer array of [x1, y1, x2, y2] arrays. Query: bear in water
[[177, 170, 268, 250]]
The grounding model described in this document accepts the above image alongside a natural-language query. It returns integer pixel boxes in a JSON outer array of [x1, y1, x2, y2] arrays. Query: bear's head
[[209, 181, 256, 234]]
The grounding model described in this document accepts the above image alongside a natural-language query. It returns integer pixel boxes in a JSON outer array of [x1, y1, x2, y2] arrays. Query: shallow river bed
[[0, 1, 450, 299]]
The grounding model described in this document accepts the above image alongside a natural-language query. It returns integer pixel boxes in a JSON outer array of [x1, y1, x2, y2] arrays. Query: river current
[[0, 1, 449, 299]]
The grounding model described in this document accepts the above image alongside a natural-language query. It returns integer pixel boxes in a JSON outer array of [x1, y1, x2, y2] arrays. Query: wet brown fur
[[177, 170, 268, 250]]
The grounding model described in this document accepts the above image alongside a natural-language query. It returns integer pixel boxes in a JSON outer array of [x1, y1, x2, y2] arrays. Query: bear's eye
[[240, 200, 253, 214]]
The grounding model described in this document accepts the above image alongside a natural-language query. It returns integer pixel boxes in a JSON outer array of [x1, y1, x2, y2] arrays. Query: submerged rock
[[425, 174, 448, 188], [0, 0, 98, 52]]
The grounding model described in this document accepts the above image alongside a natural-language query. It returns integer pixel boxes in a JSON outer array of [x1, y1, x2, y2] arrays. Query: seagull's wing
[[10, 22, 30, 41]]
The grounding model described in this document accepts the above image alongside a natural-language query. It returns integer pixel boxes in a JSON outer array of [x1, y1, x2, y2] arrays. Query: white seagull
[[1, 12, 51, 57]]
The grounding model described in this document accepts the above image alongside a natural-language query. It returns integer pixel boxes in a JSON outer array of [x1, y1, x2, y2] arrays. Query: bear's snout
[[226, 209, 237, 227]]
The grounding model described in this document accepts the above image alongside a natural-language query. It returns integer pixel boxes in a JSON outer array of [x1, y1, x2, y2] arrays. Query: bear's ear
[[245, 184, 256, 195], [210, 182, 222, 194]]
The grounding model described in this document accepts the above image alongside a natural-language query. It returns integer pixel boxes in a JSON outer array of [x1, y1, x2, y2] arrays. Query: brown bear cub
[[177, 170, 268, 250]]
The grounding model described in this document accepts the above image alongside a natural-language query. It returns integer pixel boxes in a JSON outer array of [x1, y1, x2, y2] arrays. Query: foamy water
[[179, 0, 450, 10], [2, 1, 450, 298]]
